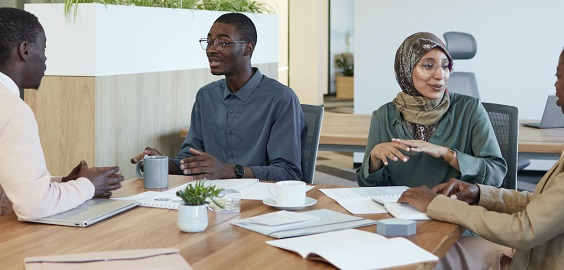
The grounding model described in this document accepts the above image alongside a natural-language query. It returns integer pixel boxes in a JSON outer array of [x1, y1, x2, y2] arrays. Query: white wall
[[354, 0, 564, 120], [288, 0, 327, 105]]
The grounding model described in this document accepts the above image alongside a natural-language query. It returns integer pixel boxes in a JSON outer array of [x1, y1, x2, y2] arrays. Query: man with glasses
[[132, 13, 306, 181]]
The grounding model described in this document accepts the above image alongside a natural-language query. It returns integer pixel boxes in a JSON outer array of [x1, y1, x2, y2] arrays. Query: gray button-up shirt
[[171, 68, 306, 181]]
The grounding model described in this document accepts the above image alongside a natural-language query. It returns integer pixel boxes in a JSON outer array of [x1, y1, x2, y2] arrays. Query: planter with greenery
[[176, 181, 224, 233], [61, 0, 273, 19], [26, 2, 278, 76], [335, 53, 354, 99]]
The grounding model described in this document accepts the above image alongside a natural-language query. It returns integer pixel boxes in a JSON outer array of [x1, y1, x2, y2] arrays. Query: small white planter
[[177, 204, 208, 233]]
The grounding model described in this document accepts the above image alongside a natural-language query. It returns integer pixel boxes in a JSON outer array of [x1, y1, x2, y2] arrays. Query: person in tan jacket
[[399, 49, 564, 270]]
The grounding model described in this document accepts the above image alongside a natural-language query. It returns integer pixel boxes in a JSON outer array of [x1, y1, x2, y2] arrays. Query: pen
[[185, 172, 205, 176]]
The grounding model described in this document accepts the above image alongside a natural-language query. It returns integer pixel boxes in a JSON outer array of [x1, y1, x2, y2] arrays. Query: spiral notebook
[[113, 179, 260, 210]]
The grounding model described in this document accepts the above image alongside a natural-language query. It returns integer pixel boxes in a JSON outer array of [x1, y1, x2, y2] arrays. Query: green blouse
[[356, 92, 506, 188]]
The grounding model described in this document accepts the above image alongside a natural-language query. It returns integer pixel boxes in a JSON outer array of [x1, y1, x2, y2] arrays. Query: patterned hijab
[[392, 32, 453, 141]]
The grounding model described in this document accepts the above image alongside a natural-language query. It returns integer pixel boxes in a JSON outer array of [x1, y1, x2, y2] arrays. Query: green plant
[[335, 53, 354, 76], [176, 180, 225, 207], [61, 0, 273, 18]]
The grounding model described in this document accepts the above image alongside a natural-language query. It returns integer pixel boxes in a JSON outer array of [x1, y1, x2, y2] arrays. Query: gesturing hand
[[370, 140, 411, 167], [392, 138, 445, 158], [64, 160, 124, 198], [432, 178, 480, 204], [179, 148, 233, 180]]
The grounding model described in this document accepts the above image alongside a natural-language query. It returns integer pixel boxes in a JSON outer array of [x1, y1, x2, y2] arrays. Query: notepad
[[237, 211, 320, 228], [378, 202, 430, 220], [266, 229, 438, 269]]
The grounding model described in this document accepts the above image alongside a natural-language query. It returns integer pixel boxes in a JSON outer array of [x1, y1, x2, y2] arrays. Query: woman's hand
[[369, 140, 411, 172], [392, 138, 447, 158]]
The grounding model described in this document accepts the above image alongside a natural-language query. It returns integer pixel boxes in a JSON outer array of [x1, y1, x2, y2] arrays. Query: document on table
[[319, 186, 409, 215]]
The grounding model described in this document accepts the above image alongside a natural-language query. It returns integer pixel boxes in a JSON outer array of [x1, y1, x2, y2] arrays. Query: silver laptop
[[18, 198, 138, 227], [523, 95, 564, 129]]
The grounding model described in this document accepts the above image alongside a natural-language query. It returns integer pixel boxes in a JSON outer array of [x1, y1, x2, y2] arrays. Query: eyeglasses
[[199, 38, 249, 51], [418, 62, 453, 75]]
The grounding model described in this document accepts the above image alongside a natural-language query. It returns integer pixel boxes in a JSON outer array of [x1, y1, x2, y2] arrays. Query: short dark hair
[[214, 13, 257, 45], [0, 8, 43, 68]]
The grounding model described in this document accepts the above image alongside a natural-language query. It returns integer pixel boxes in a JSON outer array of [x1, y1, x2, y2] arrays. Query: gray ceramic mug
[[136, 155, 169, 188]]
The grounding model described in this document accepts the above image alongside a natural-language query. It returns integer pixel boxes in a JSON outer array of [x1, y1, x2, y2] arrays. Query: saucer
[[263, 197, 317, 210]]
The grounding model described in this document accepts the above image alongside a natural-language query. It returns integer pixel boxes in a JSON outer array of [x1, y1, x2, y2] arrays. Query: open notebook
[[18, 198, 139, 227], [266, 229, 438, 269]]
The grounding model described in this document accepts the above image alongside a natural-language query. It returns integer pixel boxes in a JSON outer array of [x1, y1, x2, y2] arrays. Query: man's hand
[[397, 185, 438, 213], [130, 147, 163, 164], [64, 160, 124, 198], [432, 178, 480, 204], [179, 148, 234, 180], [62, 161, 83, 182]]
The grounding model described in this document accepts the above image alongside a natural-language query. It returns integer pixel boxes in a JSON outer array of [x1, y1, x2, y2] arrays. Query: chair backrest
[[482, 102, 519, 190], [443, 31, 480, 99], [443, 31, 477, 60], [301, 104, 324, 184], [447, 72, 480, 99]]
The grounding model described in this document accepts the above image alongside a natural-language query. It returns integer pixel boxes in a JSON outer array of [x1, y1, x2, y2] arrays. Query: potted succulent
[[335, 53, 354, 99], [176, 181, 224, 233]]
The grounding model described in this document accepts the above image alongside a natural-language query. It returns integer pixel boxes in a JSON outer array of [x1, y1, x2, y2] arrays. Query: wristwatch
[[234, 164, 245, 178]]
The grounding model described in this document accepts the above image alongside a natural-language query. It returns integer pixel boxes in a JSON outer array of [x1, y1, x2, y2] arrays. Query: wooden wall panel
[[25, 77, 95, 176], [95, 69, 207, 178]]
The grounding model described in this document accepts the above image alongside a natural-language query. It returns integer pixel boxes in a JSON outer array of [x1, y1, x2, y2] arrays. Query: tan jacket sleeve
[[427, 168, 564, 250]]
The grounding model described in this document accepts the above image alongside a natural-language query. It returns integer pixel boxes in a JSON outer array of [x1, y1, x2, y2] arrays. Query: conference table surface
[[0, 176, 463, 270]]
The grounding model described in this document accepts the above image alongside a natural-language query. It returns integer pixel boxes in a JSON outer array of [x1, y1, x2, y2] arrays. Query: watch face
[[235, 165, 245, 177]]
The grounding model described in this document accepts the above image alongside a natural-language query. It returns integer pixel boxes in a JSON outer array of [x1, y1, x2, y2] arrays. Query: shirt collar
[[223, 68, 262, 102], [0, 71, 20, 97]]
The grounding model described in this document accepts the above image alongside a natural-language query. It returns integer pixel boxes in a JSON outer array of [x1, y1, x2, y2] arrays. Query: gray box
[[376, 218, 416, 236]]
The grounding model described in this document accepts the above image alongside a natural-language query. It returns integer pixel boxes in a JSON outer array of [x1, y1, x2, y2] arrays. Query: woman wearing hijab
[[356, 32, 506, 188], [397, 48, 564, 270]]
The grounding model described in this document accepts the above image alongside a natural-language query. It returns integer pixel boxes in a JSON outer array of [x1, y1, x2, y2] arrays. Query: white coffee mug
[[269, 180, 306, 207], [136, 155, 169, 188]]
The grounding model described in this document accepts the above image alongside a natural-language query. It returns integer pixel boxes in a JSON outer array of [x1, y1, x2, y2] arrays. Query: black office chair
[[301, 104, 324, 184], [445, 32, 530, 171], [482, 102, 519, 190]]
